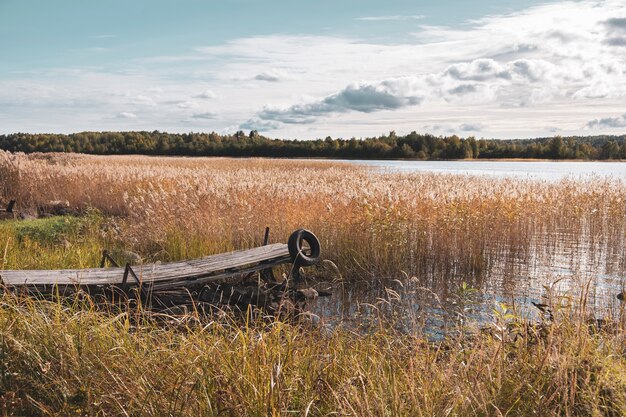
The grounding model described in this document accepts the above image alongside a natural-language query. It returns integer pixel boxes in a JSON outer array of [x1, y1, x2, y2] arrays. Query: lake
[[340, 159, 626, 180], [307, 159, 626, 336]]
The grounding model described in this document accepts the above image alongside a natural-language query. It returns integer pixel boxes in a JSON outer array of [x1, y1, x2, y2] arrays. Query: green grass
[[0, 215, 107, 271], [13, 216, 85, 244]]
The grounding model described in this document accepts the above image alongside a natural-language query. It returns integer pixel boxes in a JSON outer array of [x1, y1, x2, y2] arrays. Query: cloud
[[194, 89, 217, 99], [444, 59, 511, 82], [254, 72, 282, 82], [191, 112, 217, 119], [603, 16, 626, 46], [458, 123, 483, 132], [544, 30, 579, 43], [355, 15, 425, 21], [250, 70, 294, 82], [586, 114, 626, 129], [256, 79, 424, 124], [239, 117, 283, 131], [117, 112, 137, 119], [442, 58, 553, 84], [606, 37, 626, 46], [175, 101, 198, 109], [508, 59, 553, 82], [248, 56, 563, 125], [605, 17, 626, 30], [3, 0, 626, 139], [447, 84, 478, 95]]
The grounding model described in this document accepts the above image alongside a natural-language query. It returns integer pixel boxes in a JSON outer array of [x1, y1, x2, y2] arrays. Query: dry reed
[[0, 292, 624, 416], [1, 151, 626, 416], [1, 151, 625, 281]]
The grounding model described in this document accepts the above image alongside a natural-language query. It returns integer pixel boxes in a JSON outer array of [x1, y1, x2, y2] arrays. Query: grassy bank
[[1, 152, 626, 416], [0, 293, 623, 416]]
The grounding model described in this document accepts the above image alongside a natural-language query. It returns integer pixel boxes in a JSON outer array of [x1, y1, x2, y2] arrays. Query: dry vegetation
[[1, 151, 625, 416], [0, 294, 624, 416], [2, 151, 626, 278]]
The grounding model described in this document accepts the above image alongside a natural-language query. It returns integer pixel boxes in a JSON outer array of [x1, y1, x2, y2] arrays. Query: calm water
[[340, 159, 626, 180], [307, 160, 626, 336], [309, 235, 625, 337]]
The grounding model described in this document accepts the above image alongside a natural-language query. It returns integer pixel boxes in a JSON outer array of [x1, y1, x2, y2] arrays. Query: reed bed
[[0, 292, 624, 416], [1, 151, 625, 282], [1, 151, 626, 416]]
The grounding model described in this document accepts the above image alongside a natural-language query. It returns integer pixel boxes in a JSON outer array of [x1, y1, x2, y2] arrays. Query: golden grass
[[2, 151, 626, 280], [0, 293, 624, 416], [1, 151, 626, 416]]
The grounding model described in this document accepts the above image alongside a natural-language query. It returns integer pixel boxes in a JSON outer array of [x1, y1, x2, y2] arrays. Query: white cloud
[[239, 117, 283, 131], [176, 101, 198, 109], [444, 59, 512, 82], [191, 112, 218, 119], [604, 16, 626, 46], [194, 89, 217, 99], [2, 0, 626, 138], [254, 79, 424, 124], [458, 123, 484, 132], [355, 15, 425, 21], [254, 72, 282, 82], [245, 57, 569, 126], [234, 1, 626, 134], [606, 37, 626, 46], [117, 112, 137, 119], [587, 114, 626, 129]]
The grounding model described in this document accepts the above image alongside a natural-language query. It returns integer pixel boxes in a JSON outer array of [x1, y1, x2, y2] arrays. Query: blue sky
[[1, 0, 625, 138]]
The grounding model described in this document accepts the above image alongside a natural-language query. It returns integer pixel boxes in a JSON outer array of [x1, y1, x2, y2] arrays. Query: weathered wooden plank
[[1, 243, 290, 286], [150, 256, 292, 290]]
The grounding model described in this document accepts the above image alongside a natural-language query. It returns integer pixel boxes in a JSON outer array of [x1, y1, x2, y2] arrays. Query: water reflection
[[337, 160, 626, 180], [308, 231, 626, 337]]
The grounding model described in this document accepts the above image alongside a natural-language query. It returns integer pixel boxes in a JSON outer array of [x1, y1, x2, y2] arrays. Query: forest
[[2, 130, 626, 160]]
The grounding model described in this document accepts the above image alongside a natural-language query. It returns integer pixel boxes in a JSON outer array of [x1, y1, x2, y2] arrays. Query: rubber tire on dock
[[288, 229, 321, 266]]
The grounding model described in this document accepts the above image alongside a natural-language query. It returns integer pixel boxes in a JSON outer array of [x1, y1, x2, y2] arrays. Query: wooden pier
[[0, 229, 324, 311]]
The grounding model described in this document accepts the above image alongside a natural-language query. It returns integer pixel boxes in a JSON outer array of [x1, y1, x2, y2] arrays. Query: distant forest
[[2, 131, 626, 160]]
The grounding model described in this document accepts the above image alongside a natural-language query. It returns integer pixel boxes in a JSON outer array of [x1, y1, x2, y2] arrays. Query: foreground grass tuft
[[0, 294, 624, 416]]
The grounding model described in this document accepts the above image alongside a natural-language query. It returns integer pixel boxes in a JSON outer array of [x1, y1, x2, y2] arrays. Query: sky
[[1, 0, 625, 139]]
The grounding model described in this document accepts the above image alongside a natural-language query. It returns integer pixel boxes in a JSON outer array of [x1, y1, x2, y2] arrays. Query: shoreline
[[5, 150, 626, 163]]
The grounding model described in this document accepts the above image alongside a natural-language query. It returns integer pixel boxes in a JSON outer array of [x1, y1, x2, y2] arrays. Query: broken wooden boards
[[0, 243, 291, 291]]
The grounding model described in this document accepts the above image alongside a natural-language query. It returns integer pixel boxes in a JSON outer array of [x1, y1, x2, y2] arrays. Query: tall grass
[[0, 292, 624, 416], [1, 151, 625, 281], [1, 151, 626, 415]]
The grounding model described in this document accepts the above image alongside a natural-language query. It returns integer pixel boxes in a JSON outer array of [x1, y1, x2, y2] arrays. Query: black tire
[[288, 228, 306, 254], [288, 229, 321, 266]]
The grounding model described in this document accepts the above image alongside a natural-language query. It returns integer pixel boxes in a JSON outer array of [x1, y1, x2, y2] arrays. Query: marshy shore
[[0, 151, 625, 416]]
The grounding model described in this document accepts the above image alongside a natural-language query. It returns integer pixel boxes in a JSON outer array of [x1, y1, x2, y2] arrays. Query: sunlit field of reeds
[[3, 151, 626, 279], [1, 150, 626, 416]]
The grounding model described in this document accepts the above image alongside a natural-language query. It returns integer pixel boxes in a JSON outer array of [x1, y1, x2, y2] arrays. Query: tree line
[[1, 130, 626, 160]]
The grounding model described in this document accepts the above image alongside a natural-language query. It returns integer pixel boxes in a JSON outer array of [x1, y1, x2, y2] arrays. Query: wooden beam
[[1, 243, 290, 287]]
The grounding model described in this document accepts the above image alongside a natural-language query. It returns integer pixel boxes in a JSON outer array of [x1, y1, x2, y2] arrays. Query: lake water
[[307, 159, 626, 336], [340, 159, 626, 180], [310, 235, 626, 337]]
